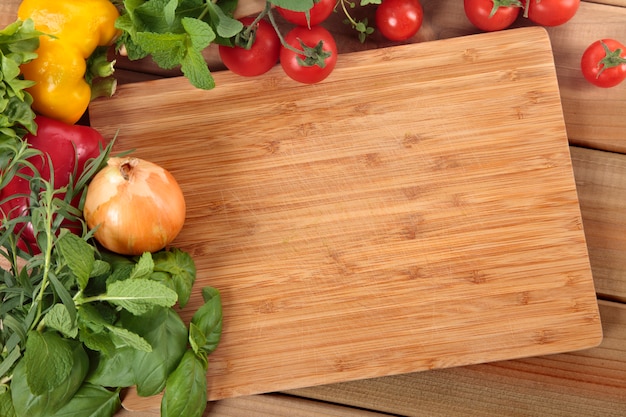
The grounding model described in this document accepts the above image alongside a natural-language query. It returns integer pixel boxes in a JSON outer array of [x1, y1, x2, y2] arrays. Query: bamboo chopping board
[[88, 27, 602, 407]]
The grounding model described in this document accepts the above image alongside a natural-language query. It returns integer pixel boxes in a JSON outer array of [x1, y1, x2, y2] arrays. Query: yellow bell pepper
[[17, 0, 120, 124]]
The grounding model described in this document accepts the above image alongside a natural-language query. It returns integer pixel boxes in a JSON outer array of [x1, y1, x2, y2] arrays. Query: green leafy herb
[[0, 19, 44, 142], [54, 383, 122, 417], [151, 247, 196, 308], [269, 0, 315, 11], [1, 138, 223, 416], [115, 0, 240, 89], [161, 350, 208, 417]]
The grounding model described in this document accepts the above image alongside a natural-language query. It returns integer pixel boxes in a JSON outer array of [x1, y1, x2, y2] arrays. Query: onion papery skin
[[83, 157, 186, 255]]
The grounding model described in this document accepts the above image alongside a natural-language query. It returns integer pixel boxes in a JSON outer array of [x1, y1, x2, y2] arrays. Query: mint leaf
[[105, 279, 178, 315], [129, 252, 154, 280], [44, 304, 78, 338], [56, 229, 95, 291], [105, 324, 152, 352], [135, 31, 186, 69], [78, 325, 117, 356], [23, 331, 74, 395], [152, 248, 196, 308], [181, 47, 215, 90], [203, 3, 242, 38], [91, 259, 111, 277], [182, 16, 216, 50], [11, 342, 89, 416], [163, 0, 179, 27]]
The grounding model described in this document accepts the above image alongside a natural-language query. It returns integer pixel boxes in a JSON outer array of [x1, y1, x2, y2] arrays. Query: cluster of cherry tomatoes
[[218, 1, 337, 84], [463, 0, 580, 32], [218, 0, 425, 84], [219, 0, 625, 89], [464, 0, 625, 88]]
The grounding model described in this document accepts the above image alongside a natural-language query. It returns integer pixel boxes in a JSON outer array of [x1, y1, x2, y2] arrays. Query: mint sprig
[[115, 0, 242, 90]]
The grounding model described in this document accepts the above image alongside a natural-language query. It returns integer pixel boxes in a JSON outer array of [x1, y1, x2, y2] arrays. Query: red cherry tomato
[[280, 26, 338, 84], [523, 0, 579, 27], [275, 0, 335, 27], [581, 39, 626, 88], [464, 0, 522, 32], [375, 0, 424, 42], [218, 17, 280, 77]]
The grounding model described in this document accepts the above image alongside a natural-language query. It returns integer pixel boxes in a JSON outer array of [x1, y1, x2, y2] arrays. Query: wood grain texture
[[89, 27, 601, 406], [572, 147, 626, 302], [288, 300, 626, 417], [115, 393, 392, 417]]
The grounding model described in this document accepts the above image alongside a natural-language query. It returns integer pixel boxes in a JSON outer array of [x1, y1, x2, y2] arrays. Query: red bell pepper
[[0, 115, 107, 253]]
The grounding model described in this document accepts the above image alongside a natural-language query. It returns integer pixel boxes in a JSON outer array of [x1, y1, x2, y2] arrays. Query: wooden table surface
[[2, 1, 625, 416]]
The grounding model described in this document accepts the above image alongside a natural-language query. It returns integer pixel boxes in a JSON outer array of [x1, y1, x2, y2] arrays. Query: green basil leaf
[[188, 322, 205, 357], [269, 0, 315, 11], [105, 279, 178, 315], [118, 307, 188, 397], [190, 287, 223, 354], [85, 348, 136, 388], [54, 383, 121, 417], [11, 341, 89, 417], [23, 331, 74, 395], [161, 350, 208, 417]]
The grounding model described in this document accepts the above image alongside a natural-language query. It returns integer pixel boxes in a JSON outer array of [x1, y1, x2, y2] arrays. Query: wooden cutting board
[[89, 27, 602, 408]]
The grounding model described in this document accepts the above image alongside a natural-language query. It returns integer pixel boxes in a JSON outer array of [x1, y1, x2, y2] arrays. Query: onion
[[83, 157, 186, 255]]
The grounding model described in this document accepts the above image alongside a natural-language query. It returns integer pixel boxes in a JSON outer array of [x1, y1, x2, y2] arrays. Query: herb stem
[[339, 0, 358, 28], [246, 2, 271, 36], [266, 8, 307, 56], [198, 0, 218, 21], [31, 186, 58, 331]]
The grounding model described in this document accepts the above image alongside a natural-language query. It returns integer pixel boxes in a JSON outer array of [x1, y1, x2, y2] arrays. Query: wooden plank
[[205, 394, 392, 417], [115, 393, 392, 417], [571, 147, 626, 302], [287, 300, 626, 417], [89, 27, 601, 406], [585, 0, 626, 7], [542, 2, 626, 154]]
